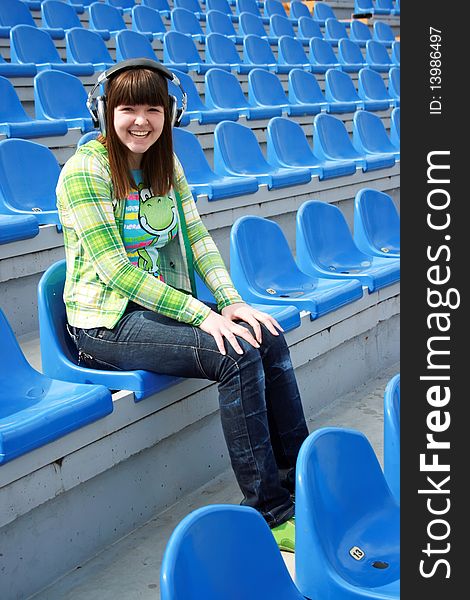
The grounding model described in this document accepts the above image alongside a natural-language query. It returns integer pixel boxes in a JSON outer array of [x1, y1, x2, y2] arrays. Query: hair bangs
[[109, 68, 169, 109]]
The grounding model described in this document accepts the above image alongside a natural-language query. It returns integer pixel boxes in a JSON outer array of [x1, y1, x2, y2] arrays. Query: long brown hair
[[99, 67, 175, 199]]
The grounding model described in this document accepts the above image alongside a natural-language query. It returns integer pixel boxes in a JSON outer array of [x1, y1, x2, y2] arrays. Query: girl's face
[[114, 104, 165, 169]]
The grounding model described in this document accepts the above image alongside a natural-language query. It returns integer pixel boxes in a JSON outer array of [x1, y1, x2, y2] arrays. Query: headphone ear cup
[[96, 96, 107, 136]]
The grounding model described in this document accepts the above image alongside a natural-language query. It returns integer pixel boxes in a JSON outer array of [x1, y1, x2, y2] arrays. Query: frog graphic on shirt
[[136, 183, 178, 275]]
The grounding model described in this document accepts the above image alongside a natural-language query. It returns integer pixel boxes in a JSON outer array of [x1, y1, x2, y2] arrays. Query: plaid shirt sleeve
[[174, 157, 245, 310], [57, 146, 211, 326]]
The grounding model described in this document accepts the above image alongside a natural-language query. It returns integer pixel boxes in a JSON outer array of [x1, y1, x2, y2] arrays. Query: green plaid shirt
[[56, 140, 243, 329]]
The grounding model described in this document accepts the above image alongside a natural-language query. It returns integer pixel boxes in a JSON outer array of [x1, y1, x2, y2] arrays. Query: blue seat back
[[270, 13, 295, 37], [42, 0, 82, 29], [324, 17, 348, 41], [264, 0, 288, 19], [107, 0, 136, 9], [290, 1, 311, 19], [132, 5, 166, 35], [267, 116, 316, 165], [391, 40, 400, 64], [34, 70, 90, 120], [354, 187, 400, 256], [388, 65, 400, 98], [350, 19, 372, 44], [325, 68, 361, 103], [10, 24, 62, 64], [295, 427, 400, 593], [171, 7, 204, 36], [288, 68, 326, 104], [77, 130, 100, 147], [206, 32, 241, 64], [142, 0, 171, 12], [160, 505, 305, 600], [0, 138, 61, 217], [89, 1, 127, 32], [309, 36, 338, 65], [206, 10, 237, 37], [205, 67, 249, 108], [174, 0, 203, 13], [358, 66, 390, 101], [243, 34, 276, 64], [384, 373, 400, 501], [313, 113, 359, 161], [298, 16, 323, 39], [366, 39, 391, 66], [376, 0, 394, 10], [115, 29, 160, 61], [173, 127, 215, 183], [248, 68, 287, 105], [66, 27, 114, 63], [206, 0, 233, 17], [390, 106, 400, 146], [0, 0, 36, 27], [167, 67, 205, 112], [338, 38, 364, 65], [313, 1, 336, 23], [164, 30, 202, 64], [236, 0, 263, 18], [214, 120, 269, 173], [278, 35, 309, 65], [373, 20, 395, 43], [0, 75, 30, 123], [353, 110, 396, 154], [238, 12, 267, 37]]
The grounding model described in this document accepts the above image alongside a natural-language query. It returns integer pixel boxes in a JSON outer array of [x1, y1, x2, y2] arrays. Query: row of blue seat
[[0, 108, 400, 231], [356, 0, 400, 17], [1, 65, 399, 141], [0, 189, 399, 462], [160, 415, 400, 598]]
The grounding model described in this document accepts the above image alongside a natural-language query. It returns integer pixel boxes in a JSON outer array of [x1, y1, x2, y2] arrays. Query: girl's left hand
[[221, 302, 283, 344]]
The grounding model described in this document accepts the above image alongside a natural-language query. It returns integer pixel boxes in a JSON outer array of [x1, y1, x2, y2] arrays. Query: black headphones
[[86, 58, 187, 136]]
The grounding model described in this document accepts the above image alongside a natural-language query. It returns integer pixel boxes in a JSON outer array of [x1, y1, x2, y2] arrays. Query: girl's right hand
[[198, 310, 260, 356]]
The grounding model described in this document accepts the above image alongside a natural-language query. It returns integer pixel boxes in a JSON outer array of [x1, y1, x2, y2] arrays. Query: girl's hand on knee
[[221, 303, 283, 344], [199, 310, 260, 355]]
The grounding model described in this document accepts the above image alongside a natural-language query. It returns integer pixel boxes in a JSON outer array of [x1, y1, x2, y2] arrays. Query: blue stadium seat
[[354, 187, 400, 257], [214, 121, 311, 189], [296, 200, 400, 293], [132, 5, 167, 41], [391, 40, 400, 65], [337, 38, 366, 72], [278, 36, 313, 71], [270, 14, 307, 46], [264, 0, 296, 23], [0, 308, 113, 465], [243, 34, 290, 73], [77, 130, 100, 147], [236, 0, 270, 24], [106, 0, 136, 14], [171, 7, 206, 42], [173, 127, 259, 200], [205, 32, 250, 72], [355, 0, 391, 15], [353, 111, 399, 163], [168, 68, 240, 124], [297, 16, 323, 41], [248, 68, 318, 116], [365, 39, 392, 72], [173, 0, 206, 20], [390, 106, 399, 150], [0, 0, 64, 39], [206, 10, 243, 44], [324, 68, 365, 112], [38, 259, 180, 402], [384, 373, 400, 502], [10, 24, 95, 75], [266, 116, 357, 180], [388, 66, 400, 105], [313, 1, 337, 26], [287, 68, 329, 112], [358, 66, 395, 109], [41, 0, 110, 40], [34, 70, 94, 133], [289, 1, 311, 20], [313, 113, 395, 172], [205, 68, 282, 119], [0, 75, 68, 138], [88, 1, 135, 39], [206, 0, 238, 22], [163, 30, 210, 73], [0, 213, 39, 245], [349, 19, 371, 47], [142, 0, 171, 19], [238, 12, 277, 44], [230, 215, 363, 317], [115, 29, 162, 62], [0, 138, 62, 227], [308, 37, 341, 73], [66, 27, 115, 71], [373, 20, 395, 47], [0, 51, 37, 77], [376, 0, 397, 15], [295, 427, 400, 600], [160, 505, 306, 600], [324, 17, 349, 46]]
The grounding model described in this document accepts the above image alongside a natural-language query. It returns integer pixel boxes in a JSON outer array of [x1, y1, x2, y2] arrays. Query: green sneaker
[[271, 518, 295, 553]]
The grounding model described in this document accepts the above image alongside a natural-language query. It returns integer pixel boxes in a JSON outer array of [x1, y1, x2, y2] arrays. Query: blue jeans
[[70, 302, 309, 527]]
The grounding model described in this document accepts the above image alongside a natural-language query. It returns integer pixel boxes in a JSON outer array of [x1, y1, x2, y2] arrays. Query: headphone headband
[[86, 59, 187, 134]]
